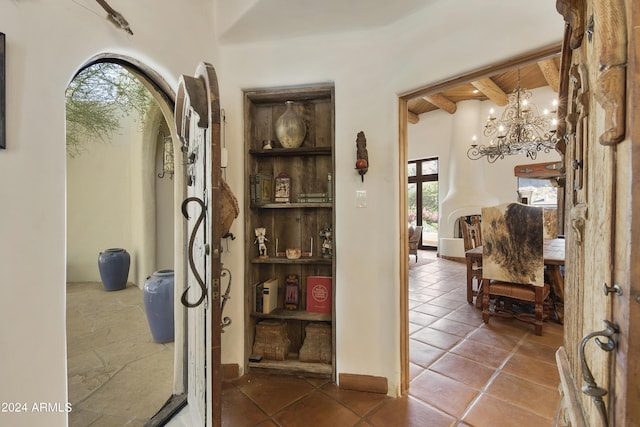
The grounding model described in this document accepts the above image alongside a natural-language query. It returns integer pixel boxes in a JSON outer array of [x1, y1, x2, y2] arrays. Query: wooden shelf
[[248, 358, 332, 377], [253, 202, 332, 209], [251, 308, 331, 322], [250, 257, 332, 265], [249, 147, 332, 157]]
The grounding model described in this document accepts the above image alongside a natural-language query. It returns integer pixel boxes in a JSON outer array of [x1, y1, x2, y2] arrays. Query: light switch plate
[[356, 190, 367, 208]]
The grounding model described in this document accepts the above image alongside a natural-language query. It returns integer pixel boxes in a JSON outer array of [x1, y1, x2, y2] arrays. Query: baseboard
[[438, 254, 465, 263], [222, 363, 240, 380], [338, 373, 388, 394]]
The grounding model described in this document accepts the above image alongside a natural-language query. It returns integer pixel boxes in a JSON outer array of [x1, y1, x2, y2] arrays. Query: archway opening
[[65, 56, 185, 424]]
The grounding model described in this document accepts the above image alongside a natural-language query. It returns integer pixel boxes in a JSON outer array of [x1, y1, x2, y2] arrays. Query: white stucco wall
[[67, 111, 136, 284], [0, 1, 215, 426], [0, 0, 564, 425]]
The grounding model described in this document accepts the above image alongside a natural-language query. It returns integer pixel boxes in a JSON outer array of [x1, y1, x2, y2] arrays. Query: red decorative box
[[306, 276, 332, 313]]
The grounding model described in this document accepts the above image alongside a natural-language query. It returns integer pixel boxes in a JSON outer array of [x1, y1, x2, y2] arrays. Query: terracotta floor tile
[[273, 390, 360, 427], [428, 318, 477, 337], [450, 339, 511, 369], [444, 307, 484, 327], [409, 339, 446, 368], [409, 311, 440, 327], [408, 322, 424, 335], [463, 394, 554, 427], [416, 287, 450, 297], [485, 372, 561, 419], [367, 396, 456, 427], [321, 383, 388, 416], [524, 326, 564, 348], [429, 353, 495, 390], [409, 362, 425, 381], [413, 303, 454, 318], [501, 353, 560, 389], [410, 370, 479, 417], [465, 327, 522, 352], [221, 388, 270, 427], [411, 327, 463, 350], [239, 375, 315, 415], [516, 339, 559, 365], [409, 293, 438, 303], [428, 296, 466, 310]]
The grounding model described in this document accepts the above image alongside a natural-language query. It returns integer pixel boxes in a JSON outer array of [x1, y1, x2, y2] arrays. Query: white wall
[[0, 1, 215, 425], [67, 111, 136, 283], [217, 0, 564, 396]]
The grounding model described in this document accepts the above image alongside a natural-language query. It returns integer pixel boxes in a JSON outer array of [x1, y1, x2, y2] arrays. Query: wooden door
[[175, 63, 223, 427], [555, 1, 639, 426]]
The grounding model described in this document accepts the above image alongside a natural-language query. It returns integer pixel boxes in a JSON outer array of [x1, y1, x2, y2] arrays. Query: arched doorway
[[65, 55, 187, 424]]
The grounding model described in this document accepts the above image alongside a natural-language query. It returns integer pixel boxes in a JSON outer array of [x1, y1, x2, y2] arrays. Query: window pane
[[518, 178, 557, 207], [421, 181, 438, 246], [421, 159, 438, 175], [408, 163, 417, 177], [408, 183, 417, 226]]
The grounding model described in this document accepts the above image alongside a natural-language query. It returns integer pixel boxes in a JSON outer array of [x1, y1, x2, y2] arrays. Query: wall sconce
[[158, 133, 174, 179], [355, 131, 369, 182]]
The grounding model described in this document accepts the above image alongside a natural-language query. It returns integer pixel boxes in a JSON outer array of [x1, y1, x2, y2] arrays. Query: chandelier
[[467, 70, 559, 163]]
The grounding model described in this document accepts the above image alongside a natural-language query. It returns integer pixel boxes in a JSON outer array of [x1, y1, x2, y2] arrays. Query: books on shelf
[[306, 276, 332, 313], [250, 174, 272, 206], [255, 278, 278, 314]]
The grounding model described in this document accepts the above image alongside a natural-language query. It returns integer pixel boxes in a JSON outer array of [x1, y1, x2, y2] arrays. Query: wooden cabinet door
[[555, 1, 639, 426], [175, 63, 223, 427]]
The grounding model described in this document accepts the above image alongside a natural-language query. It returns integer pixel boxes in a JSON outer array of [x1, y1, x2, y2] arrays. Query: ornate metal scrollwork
[[578, 319, 619, 426], [220, 267, 232, 331], [181, 196, 208, 308]]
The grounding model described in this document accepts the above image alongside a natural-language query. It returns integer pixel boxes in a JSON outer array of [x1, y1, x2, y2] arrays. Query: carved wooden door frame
[[555, 1, 639, 425]]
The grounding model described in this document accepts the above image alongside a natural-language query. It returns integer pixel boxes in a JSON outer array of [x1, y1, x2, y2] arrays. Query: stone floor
[[66, 282, 174, 426], [69, 250, 563, 426]]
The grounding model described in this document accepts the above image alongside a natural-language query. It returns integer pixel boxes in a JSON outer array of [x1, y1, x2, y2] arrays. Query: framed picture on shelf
[[274, 172, 291, 203]]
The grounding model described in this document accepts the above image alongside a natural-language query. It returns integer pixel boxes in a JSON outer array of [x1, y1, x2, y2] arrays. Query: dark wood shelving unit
[[244, 83, 336, 378]]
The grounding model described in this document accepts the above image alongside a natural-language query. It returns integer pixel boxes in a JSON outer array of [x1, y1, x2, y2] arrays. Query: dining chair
[[480, 202, 550, 335], [460, 215, 482, 304], [408, 225, 423, 262]]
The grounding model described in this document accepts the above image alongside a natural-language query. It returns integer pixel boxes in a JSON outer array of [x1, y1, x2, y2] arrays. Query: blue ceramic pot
[[98, 248, 130, 291], [143, 270, 175, 343]]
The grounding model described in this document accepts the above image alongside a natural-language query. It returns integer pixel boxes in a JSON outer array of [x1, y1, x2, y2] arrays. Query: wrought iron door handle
[[181, 197, 207, 308], [578, 319, 618, 426], [220, 267, 232, 331]]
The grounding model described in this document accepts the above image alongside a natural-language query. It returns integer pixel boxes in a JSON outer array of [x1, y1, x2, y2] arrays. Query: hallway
[[68, 251, 562, 426]]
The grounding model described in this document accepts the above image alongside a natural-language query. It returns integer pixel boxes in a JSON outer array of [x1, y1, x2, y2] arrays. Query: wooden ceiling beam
[[537, 58, 559, 92], [408, 111, 419, 124], [470, 78, 508, 106], [422, 93, 457, 114]]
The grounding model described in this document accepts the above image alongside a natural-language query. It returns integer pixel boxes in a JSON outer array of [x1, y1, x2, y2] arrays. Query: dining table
[[465, 238, 566, 320]]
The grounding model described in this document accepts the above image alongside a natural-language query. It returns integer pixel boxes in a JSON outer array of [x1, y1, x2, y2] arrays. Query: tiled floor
[[219, 249, 563, 426], [69, 250, 563, 426]]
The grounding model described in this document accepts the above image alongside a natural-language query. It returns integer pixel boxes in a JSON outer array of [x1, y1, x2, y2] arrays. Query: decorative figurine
[[254, 227, 269, 258], [284, 274, 300, 310], [319, 224, 333, 258], [355, 131, 369, 182]]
